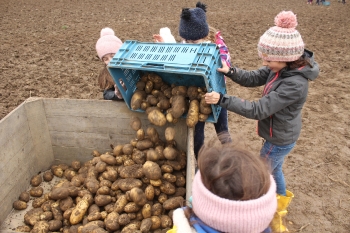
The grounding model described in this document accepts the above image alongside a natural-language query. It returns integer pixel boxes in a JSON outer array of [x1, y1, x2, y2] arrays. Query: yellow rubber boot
[[270, 190, 294, 233]]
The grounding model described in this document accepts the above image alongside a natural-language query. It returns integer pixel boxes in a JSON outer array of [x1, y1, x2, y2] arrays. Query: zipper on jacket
[[269, 115, 273, 137], [263, 72, 279, 96]]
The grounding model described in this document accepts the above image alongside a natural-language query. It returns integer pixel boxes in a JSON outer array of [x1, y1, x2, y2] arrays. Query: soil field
[[0, 0, 349, 232]]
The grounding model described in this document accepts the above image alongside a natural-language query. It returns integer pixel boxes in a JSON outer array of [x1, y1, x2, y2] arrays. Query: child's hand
[[153, 34, 164, 43], [204, 91, 220, 105], [217, 59, 230, 74]]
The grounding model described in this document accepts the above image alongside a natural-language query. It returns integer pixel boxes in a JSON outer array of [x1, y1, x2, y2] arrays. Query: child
[[95, 27, 124, 100], [168, 134, 277, 233], [204, 11, 320, 232], [153, 2, 232, 159]]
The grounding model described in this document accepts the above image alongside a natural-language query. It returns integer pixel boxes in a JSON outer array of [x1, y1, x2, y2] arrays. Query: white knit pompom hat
[[192, 171, 277, 233], [95, 27, 123, 60], [258, 11, 304, 62]]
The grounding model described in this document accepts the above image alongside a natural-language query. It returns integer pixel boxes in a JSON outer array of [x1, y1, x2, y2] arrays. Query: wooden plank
[[24, 98, 55, 171]]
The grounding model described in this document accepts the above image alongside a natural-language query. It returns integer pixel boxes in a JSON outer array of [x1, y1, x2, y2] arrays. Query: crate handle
[[141, 63, 165, 69]]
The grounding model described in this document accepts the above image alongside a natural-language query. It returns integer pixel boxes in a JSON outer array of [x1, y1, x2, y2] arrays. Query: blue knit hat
[[179, 2, 209, 41]]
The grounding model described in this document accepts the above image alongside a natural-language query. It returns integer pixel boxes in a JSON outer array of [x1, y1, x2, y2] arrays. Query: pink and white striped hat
[[258, 11, 304, 62]]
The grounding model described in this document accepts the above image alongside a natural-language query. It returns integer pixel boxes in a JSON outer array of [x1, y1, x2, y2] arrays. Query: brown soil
[[0, 0, 349, 232]]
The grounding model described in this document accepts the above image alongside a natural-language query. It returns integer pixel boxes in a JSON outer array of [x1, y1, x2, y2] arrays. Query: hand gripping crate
[[107, 40, 226, 123]]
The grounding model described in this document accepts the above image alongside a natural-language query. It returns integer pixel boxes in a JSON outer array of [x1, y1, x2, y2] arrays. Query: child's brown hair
[[197, 133, 271, 201], [97, 66, 115, 90]]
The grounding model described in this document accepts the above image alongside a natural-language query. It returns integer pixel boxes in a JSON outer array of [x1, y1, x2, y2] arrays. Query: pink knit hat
[[192, 171, 277, 233], [95, 27, 123, 60], [258, 11, 304, 62]]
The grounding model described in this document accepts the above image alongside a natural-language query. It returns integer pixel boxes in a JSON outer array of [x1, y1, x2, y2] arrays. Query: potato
[[150, 179, 162, 187], [175, 174, 186, 187], [141, 101, 151, 111], [30, 174, 42, 187], [113, 144, 124, 157], [63, 207, 74, 220], [157, 98, 170, 110], [163, 146, 178, 160], [146, 126, 159, 143], [64, 168, 76, 181], [171, 86, 187, 96], [136, 81, 146, 90], [132, 150, 146, 164], [104, 211, 120, 231], [39, 211, 53, 221], [164, 127, 175, 142], [131, 90, 146, 110], [151, 203, 163, 216], [24, 208, 43, 226], [147, 108, 167, 126], [101, 169, 118, 182], [158, 193, 168, 204], [146, 95, 158, 106], [94, 195, 112, 207], [199, 97, 212, 114], [163, 196, 184, 210], [115, 194, 128, 213], [141, 203, 152, 219], [144, 185, 155, 201], [52, 166, 64, 178], [145, 80, 154, 94], [136, 128, 145, 140], [169, 95, 187, 119], [129, 187, 147, 206], [43, 171, 54, 182], [100, 153, 117, 165], [49, 187, 69, 200], [87, 211, 102, 221], [161, 215, 173, 228], [161, 164, 173, 173], [70, 199, 90, 225], [150, 216, 161, 230], [32, 197, 46, 208], [166, 112, 174, 123], [140, 218, 152, 233], [15, 225, 31, 232], [186, 99, 199, 128], [19, 191, 30, 202], [48, 219, 62, 231], [165, 160, 182, 171], [51, 201, 63, 221], [119, 164, 143, 179], [97, 186, 110, 195], [31, 221, 49, 233], [118, 213, 131, 226], [163, 173, 176, 183], [118, 178, 143, 192], [142, 161, 162, 180], [13, 200, 27, 210], [160, 181, 176, 195], [146, 148, 159, 161], [122, 144, 134, 155], [170, 187, 186, 198], [124, 202, 141, 213], [136, 139, 154, 150]]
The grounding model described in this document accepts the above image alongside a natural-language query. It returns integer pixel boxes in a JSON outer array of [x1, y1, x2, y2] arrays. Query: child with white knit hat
[[204, 11, 320, 232], [95, 27, 124, 100], [168, 134, 277, 233]]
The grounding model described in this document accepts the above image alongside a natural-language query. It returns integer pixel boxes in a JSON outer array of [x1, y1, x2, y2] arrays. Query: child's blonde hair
[[97, 66, 115, 90]]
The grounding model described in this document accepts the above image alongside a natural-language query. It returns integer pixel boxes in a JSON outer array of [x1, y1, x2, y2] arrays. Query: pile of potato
[[130, 72, 213, 128], [13, 116, 187, 233]]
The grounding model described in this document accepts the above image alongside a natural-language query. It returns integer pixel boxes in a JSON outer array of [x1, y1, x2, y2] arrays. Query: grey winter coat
[[219, 49, 319, 145]]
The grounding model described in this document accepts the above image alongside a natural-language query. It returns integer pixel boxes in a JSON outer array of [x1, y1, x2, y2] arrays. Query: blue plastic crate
[[107, 40, 226, 123]]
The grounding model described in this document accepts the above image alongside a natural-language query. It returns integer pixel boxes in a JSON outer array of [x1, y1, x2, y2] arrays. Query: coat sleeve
[[226, 67, 270, 87], [168, 208, 196, 233], [219, 78, 307, 120], [103, 88, 122, 101]]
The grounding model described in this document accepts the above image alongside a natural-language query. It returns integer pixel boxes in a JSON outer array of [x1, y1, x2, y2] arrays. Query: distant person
[[168, 134, 277, 233], [204, 11, 319, 232], [307, 0, 313, 4], [95, 27, 125, 100]]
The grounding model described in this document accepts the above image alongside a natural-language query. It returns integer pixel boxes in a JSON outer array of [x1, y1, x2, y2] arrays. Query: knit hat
[[192, 171, 277, 233], [258, 11, 304, 62], [179, 2, 209, 41], [95, 27, 123, 60]]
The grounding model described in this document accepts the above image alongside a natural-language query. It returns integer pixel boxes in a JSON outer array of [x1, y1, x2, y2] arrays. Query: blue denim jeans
[[194, 108, 231, 159], [260, 141, 296, 195]]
